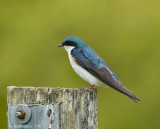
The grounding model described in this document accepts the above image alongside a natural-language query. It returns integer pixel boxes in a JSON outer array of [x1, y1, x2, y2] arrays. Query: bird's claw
[[84, 84, 96, 91]]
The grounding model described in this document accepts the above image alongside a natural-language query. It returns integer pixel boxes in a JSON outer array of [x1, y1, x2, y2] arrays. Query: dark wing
[[71, 48, 140, 102]]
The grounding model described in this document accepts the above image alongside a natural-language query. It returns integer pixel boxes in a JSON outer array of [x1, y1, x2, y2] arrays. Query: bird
[[58, 36, 140, 102]]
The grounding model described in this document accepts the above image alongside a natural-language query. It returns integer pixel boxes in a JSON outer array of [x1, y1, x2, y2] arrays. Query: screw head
[[16, 110, 26, 119]]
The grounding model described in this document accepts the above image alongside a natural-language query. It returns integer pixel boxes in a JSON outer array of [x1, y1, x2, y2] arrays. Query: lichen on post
[[7, 86, 98, 129]]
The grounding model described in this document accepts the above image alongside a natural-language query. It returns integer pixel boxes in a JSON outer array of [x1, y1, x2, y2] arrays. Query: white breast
[[64, 46, 106, 86]]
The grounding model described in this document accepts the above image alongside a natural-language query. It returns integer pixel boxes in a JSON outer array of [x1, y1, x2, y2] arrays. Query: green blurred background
[[0, 0, 160, 128]]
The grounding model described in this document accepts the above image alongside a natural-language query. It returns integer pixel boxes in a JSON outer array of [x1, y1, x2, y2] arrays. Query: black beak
[[58, 44, 63, 47]]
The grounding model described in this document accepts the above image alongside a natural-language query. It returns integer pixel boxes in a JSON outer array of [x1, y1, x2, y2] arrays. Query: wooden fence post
[[7, 86, 98, 129]]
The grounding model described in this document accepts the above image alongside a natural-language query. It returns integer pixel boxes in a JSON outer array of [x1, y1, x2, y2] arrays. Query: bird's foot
[[84, 84, 96, 91]]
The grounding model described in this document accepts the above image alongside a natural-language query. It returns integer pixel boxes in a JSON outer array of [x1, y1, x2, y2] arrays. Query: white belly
[[64, 46, 106, 86]]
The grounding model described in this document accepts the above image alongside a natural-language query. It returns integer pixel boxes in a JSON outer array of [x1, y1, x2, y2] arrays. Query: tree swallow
[[58, 36, 140, 102]]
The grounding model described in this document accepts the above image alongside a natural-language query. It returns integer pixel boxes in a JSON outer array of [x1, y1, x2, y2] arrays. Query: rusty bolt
[[16, 110, 26, 119]]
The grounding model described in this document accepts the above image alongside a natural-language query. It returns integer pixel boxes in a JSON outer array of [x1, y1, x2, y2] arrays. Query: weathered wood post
[[7, 86, 97, 129]]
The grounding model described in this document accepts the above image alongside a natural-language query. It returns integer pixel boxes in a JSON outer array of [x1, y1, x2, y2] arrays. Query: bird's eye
[[63, 41, 76, 46], [63, 41, 77, 47], [64, 41, 71, 46]]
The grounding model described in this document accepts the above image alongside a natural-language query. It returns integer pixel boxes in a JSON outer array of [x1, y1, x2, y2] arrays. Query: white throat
[[64, 46, 75, 53]]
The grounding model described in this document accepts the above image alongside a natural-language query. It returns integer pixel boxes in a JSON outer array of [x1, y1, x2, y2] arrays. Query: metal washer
[[16, 104, 32, 124]]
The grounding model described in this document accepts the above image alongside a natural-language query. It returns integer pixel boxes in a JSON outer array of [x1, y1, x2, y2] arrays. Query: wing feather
[[71, 48, 140, 102]]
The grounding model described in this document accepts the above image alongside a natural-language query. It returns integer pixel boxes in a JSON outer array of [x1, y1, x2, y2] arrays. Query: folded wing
[[71, 48, 140, 102]]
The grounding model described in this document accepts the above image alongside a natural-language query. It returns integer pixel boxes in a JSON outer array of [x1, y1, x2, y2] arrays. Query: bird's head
[[58, 36, 87, 51]]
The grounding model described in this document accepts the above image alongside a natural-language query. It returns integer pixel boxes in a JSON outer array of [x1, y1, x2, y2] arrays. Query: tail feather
[[129, 97, 140, 103], [107, 79, 140, 102], [115, 84, 140, 103]]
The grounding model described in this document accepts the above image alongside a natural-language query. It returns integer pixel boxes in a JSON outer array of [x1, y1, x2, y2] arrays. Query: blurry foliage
[[0, 0, 160, 129]]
